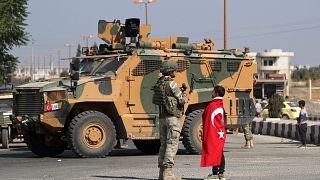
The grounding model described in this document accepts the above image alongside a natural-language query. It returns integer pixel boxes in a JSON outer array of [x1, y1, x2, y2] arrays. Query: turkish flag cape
[[200, 97, 226, 167]]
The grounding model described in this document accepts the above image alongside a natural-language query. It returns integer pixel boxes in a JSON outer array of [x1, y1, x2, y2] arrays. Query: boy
[[201, 85, 226, 180], [297, 100, 308, 149]]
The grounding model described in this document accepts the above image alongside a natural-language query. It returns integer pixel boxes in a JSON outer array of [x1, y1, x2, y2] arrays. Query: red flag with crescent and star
[[200, 96, 226, 167]]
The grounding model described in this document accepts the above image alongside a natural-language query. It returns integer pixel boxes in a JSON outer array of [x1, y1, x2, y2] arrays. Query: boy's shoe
[[298, 145, 307, 149], [218, 174, 226, 180], [297, 144, 303, 148], [204, 174, 219, 180]]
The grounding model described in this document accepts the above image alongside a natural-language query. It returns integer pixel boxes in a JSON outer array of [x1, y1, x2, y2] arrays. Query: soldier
[[241, 123, 253, 149], [153, 60, 188, 180]]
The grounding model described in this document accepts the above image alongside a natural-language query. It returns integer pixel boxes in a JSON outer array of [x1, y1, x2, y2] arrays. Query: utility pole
[[49, 55, 52, 79], [224, 0, 227, 50], [57, 49, 61, 75], [134, 0, 156, 25], [29, 56, 32, 80], [43, 55, 46, 80], [31, 39, 35, 80], [64, 43, 76, 60], [37, 55, 40, 80]]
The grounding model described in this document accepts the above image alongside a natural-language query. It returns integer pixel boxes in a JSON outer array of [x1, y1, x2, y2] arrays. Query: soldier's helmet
[[160, 60, 178, 73]]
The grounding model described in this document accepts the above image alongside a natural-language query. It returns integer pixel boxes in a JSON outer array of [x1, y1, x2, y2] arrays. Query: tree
[[268, 94, 284, 118], [0, 53, 17, 83], [60, 70, 69, 77], [76, 44, 81, 57], [0, 0, 29, 83], [291, 66, 320, 81]]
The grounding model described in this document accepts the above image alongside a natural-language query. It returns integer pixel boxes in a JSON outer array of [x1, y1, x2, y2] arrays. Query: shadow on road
[[92, 176, 202, 180], [92, 175, 157, 180], [0, 147, 198, 158]]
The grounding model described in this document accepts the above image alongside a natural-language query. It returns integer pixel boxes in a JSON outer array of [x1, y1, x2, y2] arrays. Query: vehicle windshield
[[286, 102, 299, 107], [79, 56, 126, 75]]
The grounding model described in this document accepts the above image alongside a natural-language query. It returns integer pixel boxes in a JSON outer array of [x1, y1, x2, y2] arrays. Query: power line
[[224, 24, 320, 40], [154, 18, 320, 38]]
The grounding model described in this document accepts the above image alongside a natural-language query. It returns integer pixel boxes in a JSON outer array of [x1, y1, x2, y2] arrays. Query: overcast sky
[[12, 0, 320, 67]]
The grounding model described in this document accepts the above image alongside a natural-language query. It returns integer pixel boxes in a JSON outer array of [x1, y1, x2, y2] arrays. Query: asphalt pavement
[[0, 134, 319, 180]]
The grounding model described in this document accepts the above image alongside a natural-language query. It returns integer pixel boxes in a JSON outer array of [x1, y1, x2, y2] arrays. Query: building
[[249, 49, 294, 99], [14, 65, 69, 81]]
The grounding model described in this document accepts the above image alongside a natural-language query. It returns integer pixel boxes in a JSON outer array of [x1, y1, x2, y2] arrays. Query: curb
[[252, 118, 320, 144], [308, 116, 320, 121]]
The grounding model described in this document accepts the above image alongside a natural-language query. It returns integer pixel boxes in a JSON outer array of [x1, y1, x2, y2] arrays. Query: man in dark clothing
[[297, 100, 308, 149]]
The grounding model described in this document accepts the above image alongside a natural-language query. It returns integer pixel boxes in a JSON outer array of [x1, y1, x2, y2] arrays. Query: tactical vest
[[153, 76, 181, 117], [153, 76, 172, 105]]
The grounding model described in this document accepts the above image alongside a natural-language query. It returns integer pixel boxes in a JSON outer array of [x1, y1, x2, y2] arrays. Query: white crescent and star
[[210, 106, 225, 139], [217, 129, 225, 139]]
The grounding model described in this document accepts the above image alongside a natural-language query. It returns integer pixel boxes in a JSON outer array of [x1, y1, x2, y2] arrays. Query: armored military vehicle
[[11, 18, 257, 157], [0, 89, 15, 149]]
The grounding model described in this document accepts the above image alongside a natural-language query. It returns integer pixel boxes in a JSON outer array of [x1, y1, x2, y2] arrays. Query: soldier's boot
[[162, 168, 181, 180], [241, 141, 251, 149], [249, 140, 254, 148]]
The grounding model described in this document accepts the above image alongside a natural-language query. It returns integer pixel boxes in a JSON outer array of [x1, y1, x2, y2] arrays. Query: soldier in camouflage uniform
[[153, 60, 188, 180], [241, 123, 253, 149]]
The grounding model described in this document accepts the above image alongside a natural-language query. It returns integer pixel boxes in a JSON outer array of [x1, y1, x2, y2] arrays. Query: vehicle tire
[[24, 131, 66, 157], [1, 128, 9, 149], [282, 114, 289, 120], [68, 111, 116, 158], [133, 140, 160, 154], [182, 109, 204, 154]]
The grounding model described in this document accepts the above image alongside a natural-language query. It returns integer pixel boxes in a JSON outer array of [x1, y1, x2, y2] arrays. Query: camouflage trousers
[[158, 116, 180, 168], [242, 123, 253, 141]]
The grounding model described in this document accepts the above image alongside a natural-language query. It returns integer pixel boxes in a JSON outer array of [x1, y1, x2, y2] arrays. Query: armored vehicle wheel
[[68, 111, 116, 158], [182, 109, 204, 154], [1, 128, 9, 149], [24, 131, 66, 157], [133, 140, 160, 154]]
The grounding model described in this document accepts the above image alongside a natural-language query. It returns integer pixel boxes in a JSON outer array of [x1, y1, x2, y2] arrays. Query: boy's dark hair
[[214, 85, 225, 97], [298, 100, 305, 107]]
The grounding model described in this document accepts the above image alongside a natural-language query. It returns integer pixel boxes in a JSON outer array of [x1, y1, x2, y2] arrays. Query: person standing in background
[[255, 100, 262, 117], [297, 100, 308, 149]]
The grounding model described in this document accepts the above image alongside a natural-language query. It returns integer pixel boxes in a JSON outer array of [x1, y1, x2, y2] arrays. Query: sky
[[12, 0, 320, 68]]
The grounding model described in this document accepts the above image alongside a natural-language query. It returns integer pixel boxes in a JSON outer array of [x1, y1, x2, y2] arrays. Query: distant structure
[[248, 49, 294, 99], [297, 64, 310, 70], [15, 65, 69, 80]]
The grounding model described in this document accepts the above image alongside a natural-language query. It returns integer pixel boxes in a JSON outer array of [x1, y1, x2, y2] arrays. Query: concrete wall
[[252, 118, 320, 144]]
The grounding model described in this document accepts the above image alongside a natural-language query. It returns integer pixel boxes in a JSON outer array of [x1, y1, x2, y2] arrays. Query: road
[[0, 134, 319, 180]]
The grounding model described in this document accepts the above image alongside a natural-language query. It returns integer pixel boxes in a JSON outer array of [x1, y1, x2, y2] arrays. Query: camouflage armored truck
[[11, 18, 257, 157], [0, 89, 15, 149]]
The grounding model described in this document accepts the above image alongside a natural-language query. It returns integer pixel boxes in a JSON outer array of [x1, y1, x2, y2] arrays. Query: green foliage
[[268, 94, 284, 118], [76, 44, 81, 57], [0, 0, 29, 84], [60, 70, 69, 77], [0, 53, 18, 83], [292, 66, 320, 81]]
